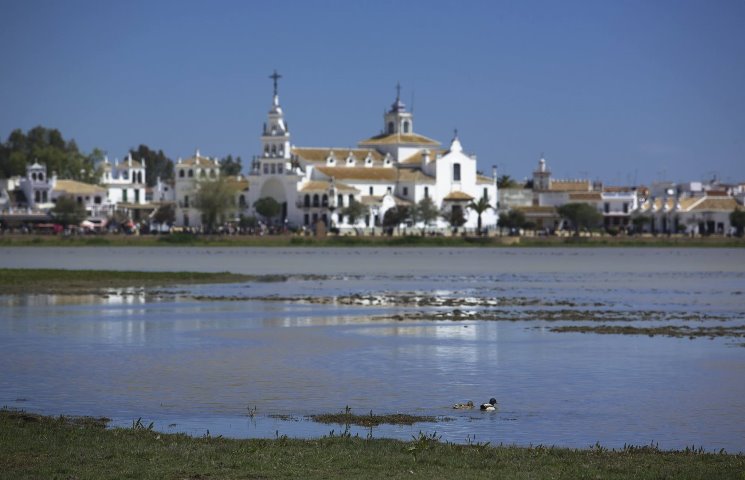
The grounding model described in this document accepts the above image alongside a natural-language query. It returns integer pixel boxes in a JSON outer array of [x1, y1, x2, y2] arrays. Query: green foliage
[[151, 203, 176, 225], [238, 214, 258, 229], [497, 175, 520, 189], [557, 202, 603, 235], [51, 196, 87, 227], [3, 409, 744, 480], [730, 208, 745, 237], [340, 198, 369, 224], [382, 206, 409, 229], [467, 196, 493, 233], [194, 177, 240, 233], [410, 197, 439, 228], [498, 209, 527, 230], [440, 205, 466, 228], [0, 126, 97, 181], [253, 197, 282, 223], [128, 145, 173, 187], [219, 154, 242, 176], [631, 215, 652, 234]]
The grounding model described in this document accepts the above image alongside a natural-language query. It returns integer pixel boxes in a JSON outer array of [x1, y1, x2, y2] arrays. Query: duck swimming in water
[[480, 398, 498, 411], [452, 401, 474, 409]]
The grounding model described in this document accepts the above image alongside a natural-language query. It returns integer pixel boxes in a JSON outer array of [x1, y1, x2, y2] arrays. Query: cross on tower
[[270, 70, 282, 96], [395, 82, 401, 101]]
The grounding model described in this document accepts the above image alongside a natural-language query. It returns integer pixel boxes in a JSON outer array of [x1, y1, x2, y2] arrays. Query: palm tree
[[467, 196, 494, 235]]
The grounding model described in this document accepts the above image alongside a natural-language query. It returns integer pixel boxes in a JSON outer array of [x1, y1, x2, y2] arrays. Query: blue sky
[[1, 0, 744, 185]]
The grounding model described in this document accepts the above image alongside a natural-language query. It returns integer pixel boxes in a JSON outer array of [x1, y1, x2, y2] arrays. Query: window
[[403, 121, 410, 133], [123, 170, 129, 180], [239, 195, 246, 207], [304, 194, 310, 207], [179, 170, 185, 178], [304, 214, 309, 225], [604, 203, 610, 213], [387, 121, 394, 134], [453, 163, 461, 182], [623, 203, 629, 214], [278, 163, 283, 174], [424, 187, 429, 198], [312, 194, 320, 207], [369, 186, 373, 195], [39, 173, 44, 181], [386, 186, 392, 194], [337, 194, 343, 206], [184, 195, 189, 208], [483, 188, 488, 200], [94, 196, 101, 204], [122, 190, 128, 202], [210, 169, 216, 178], [35, 191, 40, 202], [348, 194, 354, 204], [403, 187, 408, 196], [134, 190, 140, 203], [31, 172, 37, 181], [42, 191, 47, 202], [322, 194, 328, 207], [270, 164, 276, 174], [200, 169, 206, 178], [188, 169, 194, 178]]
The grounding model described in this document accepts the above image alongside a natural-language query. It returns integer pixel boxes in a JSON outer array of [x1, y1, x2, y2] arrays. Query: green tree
[[730, 208, 745, 237], [51, 196, 87, 228], [631, 215, 651, 235], [128, 145, 174, 187], [340, 198, 369, 225], [498, 209, 527, 232], [151, 204, 176, 226], [0, 126, 97, 181], [253, 197, 282, 225], [467, 196, 494, 234], [382, 205, 410, 234], [557, 203, 602, 236], [497, 175, 520, 189], [220, 155, 243, 176], [410, 197, 439, 232], [238, 214, 258, 230], [194, 177, 240, 233], [440, 204, 467, 231]]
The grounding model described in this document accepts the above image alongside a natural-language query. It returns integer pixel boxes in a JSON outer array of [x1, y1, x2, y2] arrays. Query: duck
[[452, 400, 474, 409], [480, 398, 498, 411]]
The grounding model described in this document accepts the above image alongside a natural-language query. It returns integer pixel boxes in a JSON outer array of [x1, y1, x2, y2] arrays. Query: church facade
[[242, 73, 498, 232]]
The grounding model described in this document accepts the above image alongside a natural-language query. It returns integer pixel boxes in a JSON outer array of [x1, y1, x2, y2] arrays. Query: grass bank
[[0, 268, 253, 295], [1, 233, 744, 247], [1, 410, 743, 480]]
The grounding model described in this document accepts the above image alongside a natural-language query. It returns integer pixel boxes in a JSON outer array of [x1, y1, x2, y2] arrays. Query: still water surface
[[1, 247, 744, 452]]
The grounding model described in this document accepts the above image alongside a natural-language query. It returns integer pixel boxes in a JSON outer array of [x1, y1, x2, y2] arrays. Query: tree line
[[0, 126, 243, 186]]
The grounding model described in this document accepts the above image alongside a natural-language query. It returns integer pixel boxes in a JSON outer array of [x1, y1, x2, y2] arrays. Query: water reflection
[[1, 248, 745, 452]]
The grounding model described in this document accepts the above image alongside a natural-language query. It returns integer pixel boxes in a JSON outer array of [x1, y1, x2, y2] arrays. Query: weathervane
[[270, 70, 282, 96]]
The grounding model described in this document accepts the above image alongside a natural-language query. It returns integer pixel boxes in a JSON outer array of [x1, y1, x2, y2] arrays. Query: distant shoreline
[[0, 233, 743, 248]]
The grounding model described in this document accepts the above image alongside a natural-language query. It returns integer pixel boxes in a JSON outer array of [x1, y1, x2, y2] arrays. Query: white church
[[175, 72, 498, 232]]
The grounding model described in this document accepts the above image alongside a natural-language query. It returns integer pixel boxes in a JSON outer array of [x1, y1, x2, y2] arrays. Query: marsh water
[[1, 247, 744, 452]]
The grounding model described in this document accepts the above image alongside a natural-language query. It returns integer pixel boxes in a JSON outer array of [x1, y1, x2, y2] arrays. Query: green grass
[[1, 410, 743, 479], [0, 268, 253, 294], [1, 233, 743, 247]]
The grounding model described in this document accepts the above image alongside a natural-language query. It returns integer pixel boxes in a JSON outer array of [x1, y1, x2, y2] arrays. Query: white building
[[19, 162, 55, 211], [173, 151, 221, 228], [244, 74, 498, 233], [100, 154, 147, 205]]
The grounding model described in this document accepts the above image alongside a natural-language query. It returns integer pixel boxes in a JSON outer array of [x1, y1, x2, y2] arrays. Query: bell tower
[[261, 70, 291, 160], [383, 83, 413, 135]]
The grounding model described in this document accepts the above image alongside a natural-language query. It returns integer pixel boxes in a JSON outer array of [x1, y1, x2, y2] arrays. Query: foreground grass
[[1, 411, 743, 480], [0, 268, 253, 295], [1, 232, 744, 247]]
